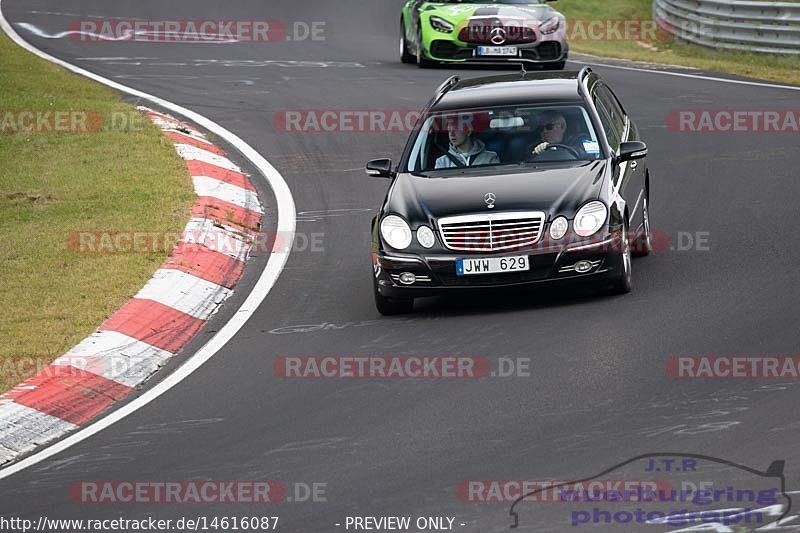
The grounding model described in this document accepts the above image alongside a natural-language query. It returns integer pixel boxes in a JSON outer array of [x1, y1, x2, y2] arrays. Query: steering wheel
[[528, 143, 581, 160]]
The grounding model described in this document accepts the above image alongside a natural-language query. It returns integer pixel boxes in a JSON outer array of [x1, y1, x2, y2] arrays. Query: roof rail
[[427, 75, 460, 109], [577, 67, 593, 100]]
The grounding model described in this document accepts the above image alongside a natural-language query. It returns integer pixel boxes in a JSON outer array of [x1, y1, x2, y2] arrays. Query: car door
[[601, 83, 648, 234], [593, 83, 643, 231]]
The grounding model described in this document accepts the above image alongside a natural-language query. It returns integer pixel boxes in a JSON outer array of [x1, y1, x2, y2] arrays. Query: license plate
[[456, 256, 529, 276], [477, 46, 518, 57]]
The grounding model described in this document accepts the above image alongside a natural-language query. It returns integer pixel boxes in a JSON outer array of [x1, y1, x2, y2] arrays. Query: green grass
[[0, 32, 195, 392], [556, 0, 800, 86]]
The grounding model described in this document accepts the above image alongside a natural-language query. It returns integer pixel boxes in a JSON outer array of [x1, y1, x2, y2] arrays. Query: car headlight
[[430, 16, 454, 33], [540, 16, 561, 35], [574, 201, 608, 237], [550, 216, 569, 240], [417, 226, 435, 248], [380, 215, 413, 250]]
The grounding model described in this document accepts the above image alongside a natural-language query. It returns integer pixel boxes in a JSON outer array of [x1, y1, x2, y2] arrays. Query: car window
[[596, 84, 626, 142], [593, 98, 620, 152], [404, 104, 602, 174], [600, 83, 627, 118]]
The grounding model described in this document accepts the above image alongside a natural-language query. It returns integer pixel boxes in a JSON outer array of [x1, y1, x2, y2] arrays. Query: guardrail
[[653, 0, 800, 55]]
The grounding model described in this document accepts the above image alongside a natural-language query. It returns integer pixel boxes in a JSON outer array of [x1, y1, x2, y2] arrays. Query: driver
[[531, 111, 590, 157], [435, 116, 500, 169]]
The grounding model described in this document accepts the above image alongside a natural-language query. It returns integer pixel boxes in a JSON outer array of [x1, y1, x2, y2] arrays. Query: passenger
[[435, 117, 500, 169]]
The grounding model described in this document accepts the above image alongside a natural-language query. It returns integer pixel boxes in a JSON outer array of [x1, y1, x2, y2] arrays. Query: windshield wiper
[[417, 162, 526, 176]]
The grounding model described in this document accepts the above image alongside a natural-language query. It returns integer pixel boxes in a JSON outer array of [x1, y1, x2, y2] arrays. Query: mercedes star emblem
[[490, 27, 507, 45]]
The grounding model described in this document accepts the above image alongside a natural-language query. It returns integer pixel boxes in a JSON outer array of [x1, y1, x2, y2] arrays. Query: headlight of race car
[[429, 16, 455, 33], [381, 215, 413, 250], [550, 216, 569, 240], [574, 201, 608, 237], [417, 226, 435, 248], [540, 16, 561, 35]]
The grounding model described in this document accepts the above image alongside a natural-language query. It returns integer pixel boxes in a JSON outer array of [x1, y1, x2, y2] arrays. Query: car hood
[[426, 2, 558, 23], [387, 161, 608, 224]]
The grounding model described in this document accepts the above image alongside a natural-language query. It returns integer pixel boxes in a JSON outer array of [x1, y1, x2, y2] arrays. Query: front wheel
[[374, 279, 414, 315], [632, 194, 652, 257], [400, 19, 414, 64], [610, 221, 632, 294]]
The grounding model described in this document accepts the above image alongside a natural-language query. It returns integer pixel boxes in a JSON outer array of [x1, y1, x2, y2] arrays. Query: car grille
[[430, 40, 474, 60], [437, 212, 545, 252], [522, 42, 562, 61], [438, 271, 537, 286], [458, 20, 538, 45]]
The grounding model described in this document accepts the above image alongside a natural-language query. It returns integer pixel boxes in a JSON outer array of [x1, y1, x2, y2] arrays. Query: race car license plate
[[477, 46, 518, 57], [456, 256, 529, 276]]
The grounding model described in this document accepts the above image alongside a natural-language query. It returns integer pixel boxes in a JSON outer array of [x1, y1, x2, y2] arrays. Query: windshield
[[404, 104, 602, 174]]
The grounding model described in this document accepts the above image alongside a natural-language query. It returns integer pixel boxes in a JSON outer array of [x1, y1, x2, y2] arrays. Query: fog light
[[574, 260, 593, 273], [550, 216, 569, 240], [399, 272, 416, 285]]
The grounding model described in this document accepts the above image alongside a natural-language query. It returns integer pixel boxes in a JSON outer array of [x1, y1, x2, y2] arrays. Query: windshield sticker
[[582, 140, 600, 154]]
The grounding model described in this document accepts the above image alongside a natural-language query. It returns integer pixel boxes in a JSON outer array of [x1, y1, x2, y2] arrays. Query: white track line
[[571, 59, 800, 92], [0, 0, 296, 480]]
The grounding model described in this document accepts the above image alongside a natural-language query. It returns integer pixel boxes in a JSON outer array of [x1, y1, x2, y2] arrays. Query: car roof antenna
[[520, 61, 527, 77]]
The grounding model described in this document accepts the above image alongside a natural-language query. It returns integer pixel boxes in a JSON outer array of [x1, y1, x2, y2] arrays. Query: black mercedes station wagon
[[367, 68, 651, 315]]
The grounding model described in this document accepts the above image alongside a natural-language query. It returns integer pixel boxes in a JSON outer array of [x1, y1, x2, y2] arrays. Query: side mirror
[[366, 158, 395, 179], [617, 141, 647, 163]]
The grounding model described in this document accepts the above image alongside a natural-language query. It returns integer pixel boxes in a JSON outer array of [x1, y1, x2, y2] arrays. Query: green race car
[[400, 0, 568, 68]]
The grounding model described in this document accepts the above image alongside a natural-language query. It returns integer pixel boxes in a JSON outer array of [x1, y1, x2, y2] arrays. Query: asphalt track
[[2, 1, 800, 532]]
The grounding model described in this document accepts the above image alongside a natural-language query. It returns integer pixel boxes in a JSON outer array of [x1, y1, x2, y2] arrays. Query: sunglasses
[[543, 122, 566, 131]]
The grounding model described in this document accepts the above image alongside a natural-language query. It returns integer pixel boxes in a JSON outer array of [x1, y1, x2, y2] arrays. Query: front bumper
[[374, 231, 623, 299], [427, 39, 568, 64]]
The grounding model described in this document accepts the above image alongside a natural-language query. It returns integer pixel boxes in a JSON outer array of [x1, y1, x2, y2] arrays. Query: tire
[[374, 279, 414, 315], [610, 220, 632, 294], [632, 193, 652, 257], [416, 29, 436, 68], [400, 19, 415, 64]]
